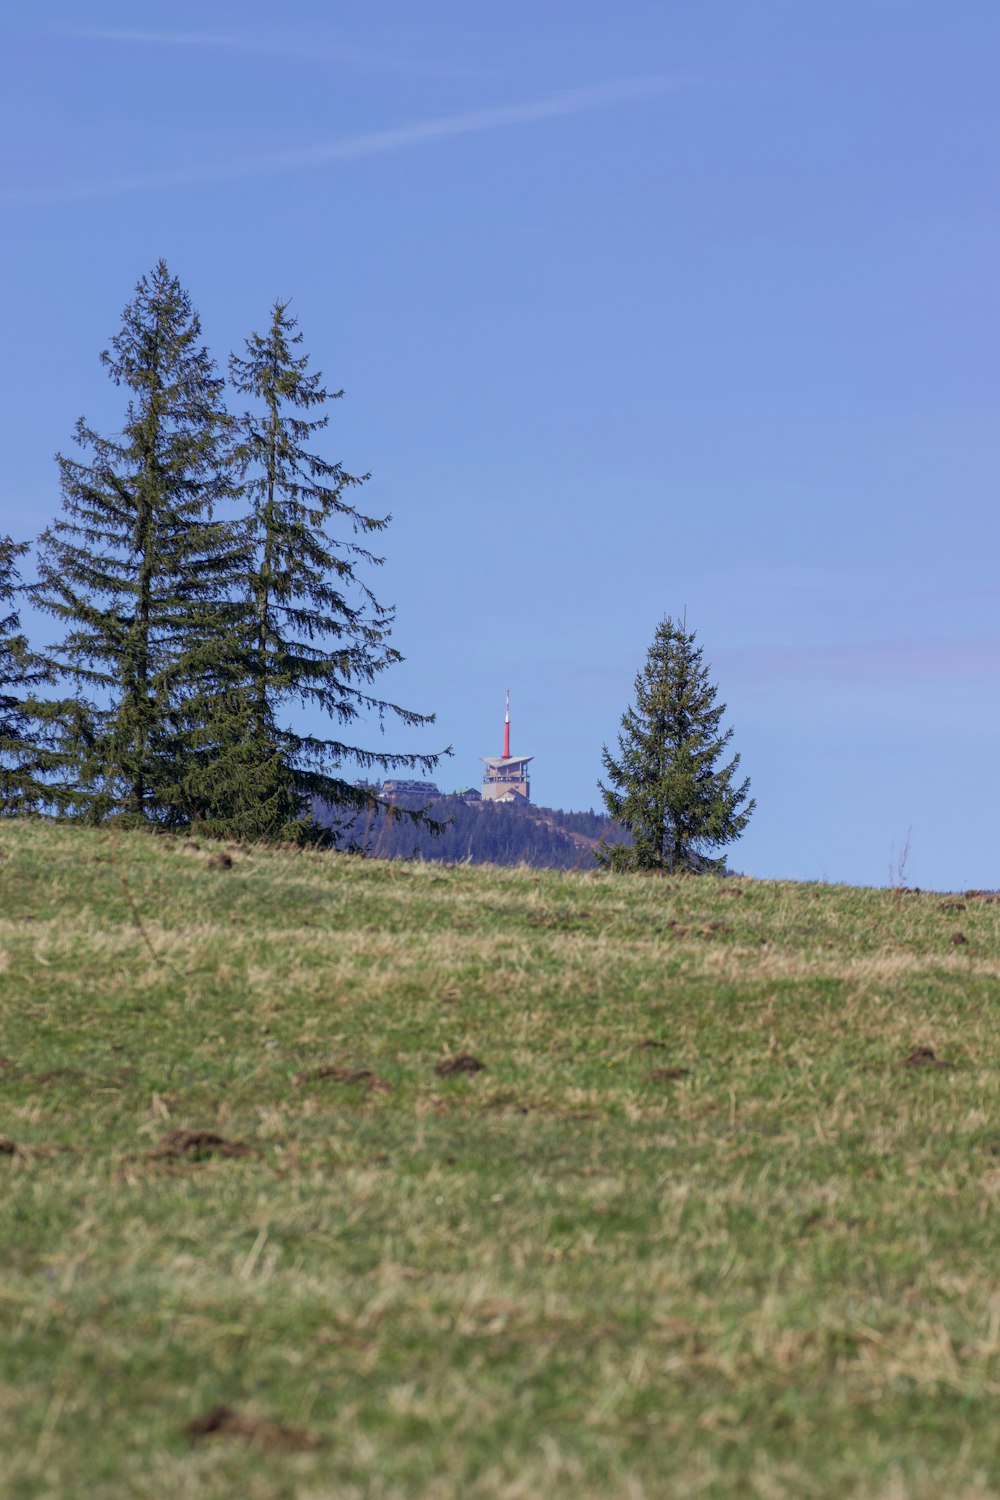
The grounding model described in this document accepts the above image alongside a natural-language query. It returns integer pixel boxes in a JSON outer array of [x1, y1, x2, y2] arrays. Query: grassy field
[[1, 820, 999, 1499]]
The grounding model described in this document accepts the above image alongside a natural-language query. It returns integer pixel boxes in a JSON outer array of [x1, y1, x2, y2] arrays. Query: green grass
[[1, 820, 999, 1499]]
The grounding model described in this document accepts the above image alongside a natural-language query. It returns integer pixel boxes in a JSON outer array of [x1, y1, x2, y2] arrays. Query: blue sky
[[2, 2, 997, 889]]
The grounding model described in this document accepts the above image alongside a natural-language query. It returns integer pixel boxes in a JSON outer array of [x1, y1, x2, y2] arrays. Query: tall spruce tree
[[32, 262, 249, 826], [598, 617, 754, 872], [227, 301, 442, 833]]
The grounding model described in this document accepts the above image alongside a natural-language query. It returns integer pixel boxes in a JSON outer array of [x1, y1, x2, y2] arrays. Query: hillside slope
[[1, 821, 999, 1499]]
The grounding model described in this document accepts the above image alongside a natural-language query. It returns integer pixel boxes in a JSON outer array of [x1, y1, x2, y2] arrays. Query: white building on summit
[[481, 690, 533, 803]]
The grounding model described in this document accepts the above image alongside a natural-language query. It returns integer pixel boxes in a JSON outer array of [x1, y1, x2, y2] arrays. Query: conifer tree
[[227, 301, 442, 833], [0, 536, 87, 815], [598, 617, 754, 872], [1, 537, 49, 813], [32, 262, 248, 825]]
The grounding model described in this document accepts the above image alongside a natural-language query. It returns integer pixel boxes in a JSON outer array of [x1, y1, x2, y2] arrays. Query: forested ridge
[[316, 791, 630, 869]]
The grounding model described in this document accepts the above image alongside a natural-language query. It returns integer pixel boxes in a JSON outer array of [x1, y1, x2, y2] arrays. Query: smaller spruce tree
[[598, 616, 754, 872]]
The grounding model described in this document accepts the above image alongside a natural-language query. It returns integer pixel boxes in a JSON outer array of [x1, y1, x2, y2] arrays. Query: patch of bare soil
[[24, 1068, 87, 1086], [186, 1405, 322, 1452], [12, 1064, 138, 1091], [151, 1130, 256, 1161], [206, 852, 233, 870], [293, 1065, 392, 1093], [650, 1067, 691, 1082], [904, 1047, 954, 1070], [435, 1053, 485, 1076], [0, 1138, 65, 1160]]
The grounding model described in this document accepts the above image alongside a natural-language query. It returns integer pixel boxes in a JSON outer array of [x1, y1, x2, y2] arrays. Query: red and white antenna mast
[[503, 688, 510, 759]]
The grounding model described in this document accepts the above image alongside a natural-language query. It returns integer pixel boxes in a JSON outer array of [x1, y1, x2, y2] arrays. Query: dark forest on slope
[[312, 788, 630, 869]]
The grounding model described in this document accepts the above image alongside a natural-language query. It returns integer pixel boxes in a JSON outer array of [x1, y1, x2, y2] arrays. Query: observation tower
[[481, 690, 533, 802]]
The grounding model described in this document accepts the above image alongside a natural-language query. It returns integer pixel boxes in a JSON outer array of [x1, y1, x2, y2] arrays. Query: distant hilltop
[[314, 782, 630, 869], [312, 692, 630, 867]]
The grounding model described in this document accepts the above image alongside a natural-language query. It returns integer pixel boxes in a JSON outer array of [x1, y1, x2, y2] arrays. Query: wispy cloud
[[54, 25, 471, 75], [65, 27, 252, 47], [3, 74, 682, 205]]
